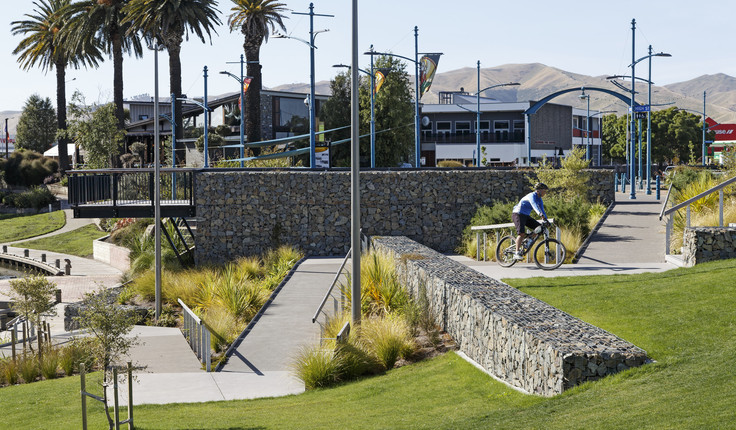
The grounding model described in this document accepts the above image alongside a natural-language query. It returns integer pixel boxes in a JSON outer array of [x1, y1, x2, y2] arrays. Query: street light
[[365, 29, 442, 168], [274, 3, 333, 169], [627, 18, 671, 199], [220, 63, 253, 167], [177, 67, 211, 167], [458, 60, 519, 167], [579, 89, 591, 162], [333, 60, 381, 168]]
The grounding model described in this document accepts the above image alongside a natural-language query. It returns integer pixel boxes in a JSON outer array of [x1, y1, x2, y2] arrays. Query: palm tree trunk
[[55, 60, 69, 173], [244, 43, 262, 156], [112, 24, 125, 167], [168, 41, 183, 166]]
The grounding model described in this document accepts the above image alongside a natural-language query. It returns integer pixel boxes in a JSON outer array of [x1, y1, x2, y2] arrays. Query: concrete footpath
[[461, 191, 677, 279], [111, 257, 343, 405]]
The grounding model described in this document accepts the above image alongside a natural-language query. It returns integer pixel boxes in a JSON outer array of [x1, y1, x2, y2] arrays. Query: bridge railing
[[68, 168, 199, 215]]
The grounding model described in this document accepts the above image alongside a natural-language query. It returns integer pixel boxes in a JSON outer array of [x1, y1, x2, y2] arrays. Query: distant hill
[[270, 63, 736, 124]]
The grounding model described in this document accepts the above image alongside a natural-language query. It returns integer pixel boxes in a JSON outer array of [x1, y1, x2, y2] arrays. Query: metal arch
[[524, 87, 639, 115]]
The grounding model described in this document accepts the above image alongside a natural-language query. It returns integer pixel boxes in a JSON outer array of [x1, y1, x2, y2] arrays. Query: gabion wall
[[194, 169, 614, 263], [372, 236, 648, 396], [682, 227, 736, 266]]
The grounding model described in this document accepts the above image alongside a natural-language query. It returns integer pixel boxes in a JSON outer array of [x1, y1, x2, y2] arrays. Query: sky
[[1, 0, 735, 113]]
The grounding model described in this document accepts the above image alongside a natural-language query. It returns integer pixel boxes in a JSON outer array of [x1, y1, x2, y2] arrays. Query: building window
[[455, 121, 471, 135], [139, 114, 149, 120], [513, 120, 524, 131], [474, 120, 490, 132], [421, 119, 433, 140], [494, 120, 509, 142], [436, 121, 451, 136], [513, 120, 525, 141]]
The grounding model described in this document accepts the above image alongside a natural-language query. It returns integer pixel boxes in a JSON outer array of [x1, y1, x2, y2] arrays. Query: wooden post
[[11, 329, 16, 361], [81, 363, 88, 430], [113, 367, 120, 430], [127, 362, 133, 429]]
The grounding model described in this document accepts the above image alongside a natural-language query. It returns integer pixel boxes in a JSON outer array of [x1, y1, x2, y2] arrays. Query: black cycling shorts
[[512, 213, 540, 235]]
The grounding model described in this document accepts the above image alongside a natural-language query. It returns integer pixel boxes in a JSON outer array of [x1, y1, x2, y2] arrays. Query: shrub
[[461, 201, 516, 242], [437, 160, 465, 168], [534, 146, 590, 200], [19, 355, 39, 383], [1, 357, 20, 385], [292, 344, 343, 389], [60, 338, 97, 376], [2, 149, 58, 186], [1, 186, 56, 210], [40, 348, 60, 379], [360, 316, 415, 370]]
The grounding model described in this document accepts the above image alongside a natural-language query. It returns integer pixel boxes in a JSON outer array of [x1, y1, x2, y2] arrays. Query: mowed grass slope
[[0, 210, 65, 243], [14, 224, 106, 257], [1, 260, 734, 429]]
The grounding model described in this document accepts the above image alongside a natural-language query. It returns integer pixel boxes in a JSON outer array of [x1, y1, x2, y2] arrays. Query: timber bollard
[[41, 253, 46, 263], [2, 245, 6, 253], [23, 249, 29, 258], [64, 259, 71, 275], [55, 259, 61, 269], [55, 289, 62, 304]]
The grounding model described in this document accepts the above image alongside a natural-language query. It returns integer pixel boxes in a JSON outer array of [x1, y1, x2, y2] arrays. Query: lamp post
[[177, 68, 211, 168], [702, 90, 707, 166], [463, 61, 519, 167], [350, 0, 360, 327], [274, 4, 333, 168], [220, 65, 254, 167], [333, 61, 378, 167], [365, 35, 442, 168], [579, 89, 591, 162], [151, 40, 163, 320]]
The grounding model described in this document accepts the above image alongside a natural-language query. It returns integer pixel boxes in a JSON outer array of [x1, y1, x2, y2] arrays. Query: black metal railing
[[68, 168, 198, 218], [421, 131, 524, 144]]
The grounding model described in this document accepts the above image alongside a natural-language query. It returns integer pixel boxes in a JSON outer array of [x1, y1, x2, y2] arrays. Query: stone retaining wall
[[682, 227, 736, 266], [371, 235, 648, 396], [194, 169, 614, 263], [93, 235, 131, 272]]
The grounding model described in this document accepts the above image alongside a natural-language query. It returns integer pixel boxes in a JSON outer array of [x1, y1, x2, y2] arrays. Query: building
[[706, 118, 736, 164], [124, 89, 329, 166], [419, 91, 602, 167]]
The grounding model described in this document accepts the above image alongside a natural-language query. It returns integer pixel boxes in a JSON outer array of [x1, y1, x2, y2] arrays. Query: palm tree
[[11, 0, 102, 172], [60, 0, 143, 135], [228, 0, 287, 152], [122, 0, 221, 162]]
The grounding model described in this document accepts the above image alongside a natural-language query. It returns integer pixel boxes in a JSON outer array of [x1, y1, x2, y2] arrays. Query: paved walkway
[[111, 257, 342, 405]]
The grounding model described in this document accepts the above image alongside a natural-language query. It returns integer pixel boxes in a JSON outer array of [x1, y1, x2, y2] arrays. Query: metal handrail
[[312, 248, 351, 323], [178, 298, 211, 372], [658, 182, 675, 220], [470, 218, 557, 261], [660, 175, 736, 219]]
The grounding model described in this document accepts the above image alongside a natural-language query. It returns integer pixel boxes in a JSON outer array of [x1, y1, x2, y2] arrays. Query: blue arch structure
[[524, 86, 638, 115], [522, 86, 638, 165]]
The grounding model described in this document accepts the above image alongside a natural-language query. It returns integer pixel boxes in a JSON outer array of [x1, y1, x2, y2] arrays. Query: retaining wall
[[682, 227, 736, 266], [93, 235, 131, 272], [194, 169, 614, 263], [372, 235, 648, 396]]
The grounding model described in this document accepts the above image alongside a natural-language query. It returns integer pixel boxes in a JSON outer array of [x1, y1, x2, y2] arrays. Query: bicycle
[[495, 221, 567, 270]]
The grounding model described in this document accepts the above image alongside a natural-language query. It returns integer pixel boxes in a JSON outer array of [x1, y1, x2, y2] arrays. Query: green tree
[[11, 0, 103, 172], [9, 275, 57, 356], [63, 91, 126, 168], [228, 0, 288, 155], [60, 0, 143, 139], [534, 146, 591, 200], [360, 55, 414, 167], [320, 71, 352, 165], [601, 113, 627, 163], [15, 94, 57, 153], [122, 0, 221, 160]]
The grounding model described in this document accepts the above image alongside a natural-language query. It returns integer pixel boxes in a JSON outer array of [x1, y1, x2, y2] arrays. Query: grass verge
[[14, 224, 106, 257], [1, 260, 734, 428], [0, 210, 66, 243]]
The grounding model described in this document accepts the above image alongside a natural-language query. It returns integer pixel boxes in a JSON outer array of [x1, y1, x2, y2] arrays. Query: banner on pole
[[373, 68, 391, 95], [419, 54, 441, 99]]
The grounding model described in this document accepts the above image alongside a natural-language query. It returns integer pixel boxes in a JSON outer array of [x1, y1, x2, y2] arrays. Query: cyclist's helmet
[[534, 182, 549, 190]]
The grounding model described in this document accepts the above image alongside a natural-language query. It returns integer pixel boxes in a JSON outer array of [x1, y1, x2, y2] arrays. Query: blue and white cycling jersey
[[512, 191, 547, 218]]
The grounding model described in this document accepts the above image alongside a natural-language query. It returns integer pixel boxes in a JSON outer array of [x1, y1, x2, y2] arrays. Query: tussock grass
[[18, 355, 39, 384], [40, 348, 59, 380], [360, 316, 415, 370]]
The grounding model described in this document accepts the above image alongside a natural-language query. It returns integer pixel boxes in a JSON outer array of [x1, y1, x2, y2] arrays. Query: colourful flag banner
[[238, 77, 252, 109], [373, 68, 391, 95], [419, 54, 441, 99]]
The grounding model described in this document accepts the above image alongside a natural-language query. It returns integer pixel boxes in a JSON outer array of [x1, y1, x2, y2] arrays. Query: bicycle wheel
[[495, 235, 518, 267], [533, 238, 566, 270]]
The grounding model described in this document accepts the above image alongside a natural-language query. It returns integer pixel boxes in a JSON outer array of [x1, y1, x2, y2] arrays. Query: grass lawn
[[14, 224, 107, 257], [1, 260, 734, 429], [0, 210, 66, 243]]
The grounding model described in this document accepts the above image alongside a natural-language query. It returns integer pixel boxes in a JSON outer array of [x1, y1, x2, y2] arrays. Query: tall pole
[[646, 45, 653, 194], [702, 90, 707, 166], [4, 118, 8, 158], [586, 95, 591, 162], [171, 93, 176, 199], [476, 60, 481, 167], [204, 66, 210, 168], [638, 117, 643, 189], [240, 54, 245, 168], [350, 0, 361, 327], [153, 43, 162, 320], [370, 45, 376, 168], [629, 18, 637, 199], [309, 3, 317, 168], [414, 26, 421, 168]]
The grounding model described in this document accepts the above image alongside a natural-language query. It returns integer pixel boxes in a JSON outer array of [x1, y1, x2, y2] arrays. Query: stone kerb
[[682, 227, 736, 267], [194, 169, 614, 264], [371, 235, 648, 396]]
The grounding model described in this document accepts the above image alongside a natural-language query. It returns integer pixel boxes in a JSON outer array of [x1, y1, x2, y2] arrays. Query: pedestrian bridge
[[68, 168, 198, 219]]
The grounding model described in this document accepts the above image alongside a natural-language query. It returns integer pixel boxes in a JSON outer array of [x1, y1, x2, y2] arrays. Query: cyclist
[[511, 182, 549, 260]]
